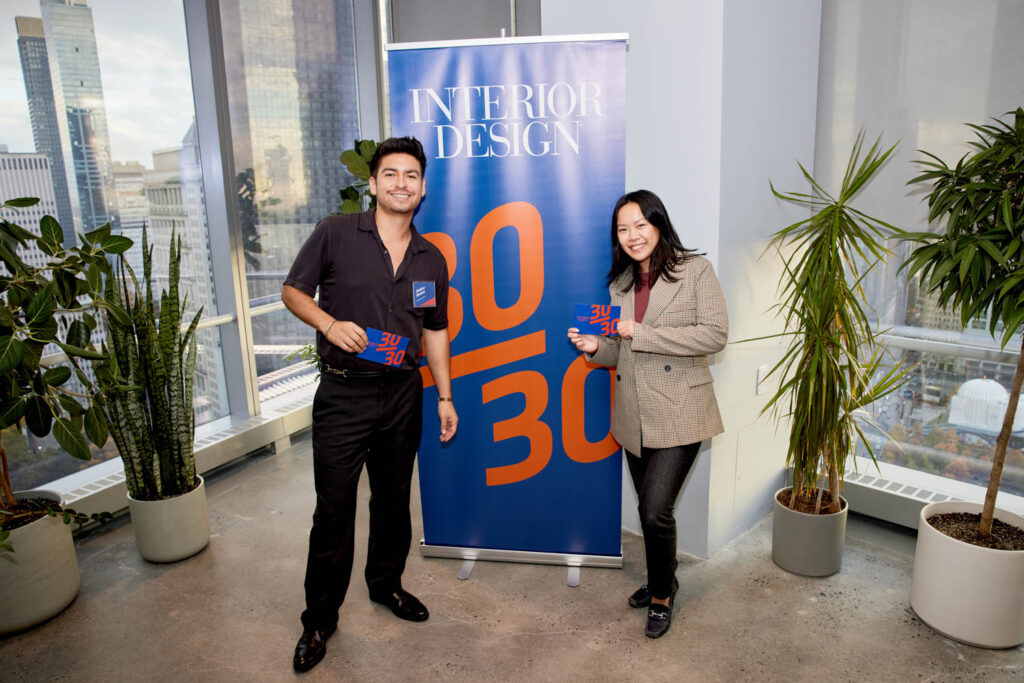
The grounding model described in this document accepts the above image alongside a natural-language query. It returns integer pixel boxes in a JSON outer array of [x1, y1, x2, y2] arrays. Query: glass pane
[[817, 0, 1024, 489], [219, 0, 360, 390], [858, 348, 1024, 498], [1, 0, 229, 491], [253, 308, 319, 402]]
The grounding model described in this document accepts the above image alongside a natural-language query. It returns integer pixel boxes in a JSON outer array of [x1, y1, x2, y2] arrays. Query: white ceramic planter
[[772, 487, 848, 577], [0, 489, 80, 635], [910, 501, 1024, 649], [127, 476, 210, 563]]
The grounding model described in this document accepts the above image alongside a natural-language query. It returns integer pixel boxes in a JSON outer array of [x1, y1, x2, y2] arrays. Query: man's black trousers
[[301, 368, 423, 632]]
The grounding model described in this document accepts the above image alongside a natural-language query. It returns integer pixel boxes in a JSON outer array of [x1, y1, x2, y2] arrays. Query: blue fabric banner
[[388, 38, 626, 557]]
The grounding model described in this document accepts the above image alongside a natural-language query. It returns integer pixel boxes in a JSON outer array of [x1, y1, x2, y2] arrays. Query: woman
[[567, 189, 727, 639]]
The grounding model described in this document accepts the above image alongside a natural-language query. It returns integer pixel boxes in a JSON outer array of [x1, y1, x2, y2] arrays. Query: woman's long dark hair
[[606, 189, 701, 292]]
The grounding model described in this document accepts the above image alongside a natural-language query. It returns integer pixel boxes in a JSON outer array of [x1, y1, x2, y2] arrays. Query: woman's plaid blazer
[[587, 255, 728, 456]]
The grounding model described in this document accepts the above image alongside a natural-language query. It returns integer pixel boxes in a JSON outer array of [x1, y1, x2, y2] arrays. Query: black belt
[[319, 361, 405, 378]]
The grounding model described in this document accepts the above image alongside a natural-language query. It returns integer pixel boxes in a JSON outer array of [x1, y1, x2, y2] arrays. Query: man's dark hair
[[369, 136, 427, 177], [606, 189, 701, 292]]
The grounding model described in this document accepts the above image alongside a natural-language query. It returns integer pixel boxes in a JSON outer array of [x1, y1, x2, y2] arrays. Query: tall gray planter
[[772, 487, 848, 576]]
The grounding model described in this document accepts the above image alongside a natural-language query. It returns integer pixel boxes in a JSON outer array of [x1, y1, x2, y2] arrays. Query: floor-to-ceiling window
[[218, 0, 360, 403], [1, 0, 230, 491], [816, 0, 1024, 499]]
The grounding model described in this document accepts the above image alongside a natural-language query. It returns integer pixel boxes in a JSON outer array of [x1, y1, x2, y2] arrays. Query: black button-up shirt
[[283, 211, 449, 371]]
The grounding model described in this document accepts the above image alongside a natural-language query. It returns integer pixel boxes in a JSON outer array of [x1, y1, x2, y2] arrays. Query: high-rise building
[[112, 160, 147, 274], [14, 16, 75, 243], [219, 0, 360, 378], [0, 151, 58, 271], [144, 138, 225, 423], [38, 0, 118, 235]]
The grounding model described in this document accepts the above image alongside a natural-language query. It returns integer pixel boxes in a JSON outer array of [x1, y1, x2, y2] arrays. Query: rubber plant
[[0, 197, 126, 545], [337, 138, 378, 214], [93, 225, 201, 501], [901, 107, 1024, 537], [758, 132, 909, 514]]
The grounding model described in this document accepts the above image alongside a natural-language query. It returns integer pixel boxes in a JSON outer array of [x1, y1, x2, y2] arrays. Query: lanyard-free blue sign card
[[574, 304, 620, 336], [358, 328, 410, 366]]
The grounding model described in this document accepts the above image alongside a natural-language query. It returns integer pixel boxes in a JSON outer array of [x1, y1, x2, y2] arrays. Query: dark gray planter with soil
[[772, 487, 848, 577]]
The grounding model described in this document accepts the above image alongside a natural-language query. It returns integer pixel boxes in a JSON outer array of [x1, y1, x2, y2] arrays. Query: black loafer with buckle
[[370, 588, 430, 622], [293, 626, 334, 672], [644, 577, 679, 639], [628, 584, 651, 608], [645, 603, 672, 639]]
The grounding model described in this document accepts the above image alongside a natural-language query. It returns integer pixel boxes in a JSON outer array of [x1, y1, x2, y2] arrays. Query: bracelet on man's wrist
[[438, 397, 453, 402], [323, 320, 337, 337]]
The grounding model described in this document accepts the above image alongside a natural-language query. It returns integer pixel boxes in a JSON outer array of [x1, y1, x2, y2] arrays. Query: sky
[[0, 0, 196, 168]]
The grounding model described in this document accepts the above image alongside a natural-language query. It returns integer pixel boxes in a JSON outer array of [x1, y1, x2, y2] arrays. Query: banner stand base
[[420, 540, 623, 569]]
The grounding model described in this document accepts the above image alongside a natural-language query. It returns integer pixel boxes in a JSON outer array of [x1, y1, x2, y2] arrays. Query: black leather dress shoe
[[293, 626, 334, 672], [370, 588, 429, 622], [628, 584, 651, 608]]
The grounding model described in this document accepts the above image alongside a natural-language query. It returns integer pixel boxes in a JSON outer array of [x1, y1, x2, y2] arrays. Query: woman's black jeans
[[625, 442, 701, 600]]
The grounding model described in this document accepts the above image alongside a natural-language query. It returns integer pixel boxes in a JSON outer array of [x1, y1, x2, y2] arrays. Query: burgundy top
[[634, 271, 652, 323]]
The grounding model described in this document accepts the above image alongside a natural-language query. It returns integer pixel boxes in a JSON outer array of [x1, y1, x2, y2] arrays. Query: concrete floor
[[2, 432, 1022, 682]]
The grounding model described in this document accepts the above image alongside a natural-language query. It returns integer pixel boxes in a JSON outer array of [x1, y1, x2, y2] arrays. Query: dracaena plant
[[757, 132, 910, 514], [93, 225, 201, 501], [0, 197, 129, 530], [901, 107, 1024, 537]]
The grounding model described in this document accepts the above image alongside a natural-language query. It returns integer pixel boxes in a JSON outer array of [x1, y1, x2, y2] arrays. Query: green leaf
[[101, 235, 133, 254], [358, 139, 377, 160], [67, 319, 91, 348], [0, 528, 13, 553], [341, 149, 371, 181], [84, 223, 111, 244], [0, 397, 26, 429], [2, 219, 37, 244], [0, 335, 26, 373], [339, 198, 362, 214], [44, 366, 72, 386], [53, 417, 91, 460], [86, 263, 103, 293], [0, 306, 15, 329], [84, 404, 109, 447], [4, 197, 40, 208], [26, 284, 56, 325], [30, 316, 58, 342], [39, 215, 63, 248], [24, 395, 52, 437], [53, 340, 106, 360]]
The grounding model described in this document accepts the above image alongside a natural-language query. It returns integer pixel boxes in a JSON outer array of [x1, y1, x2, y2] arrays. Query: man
[[282, 136, 457, 673]]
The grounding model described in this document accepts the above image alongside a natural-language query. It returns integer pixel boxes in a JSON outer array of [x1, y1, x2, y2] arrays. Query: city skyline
[[1, 0, 195, 168]]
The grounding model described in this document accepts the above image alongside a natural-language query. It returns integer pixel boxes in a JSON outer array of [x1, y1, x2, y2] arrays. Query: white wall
[[711, 0, 821, 554], [543, 0, 821, 556]]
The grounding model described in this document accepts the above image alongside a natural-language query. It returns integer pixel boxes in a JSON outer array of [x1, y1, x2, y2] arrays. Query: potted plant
[[0, 197, 123, 634], [90, 226, 208, 563], [758, 132, 908, 576], [337, 138, 378, 214], [901, 107, 1024, 648]]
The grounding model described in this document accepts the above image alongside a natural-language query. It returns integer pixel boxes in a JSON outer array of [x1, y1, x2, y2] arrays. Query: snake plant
[[95, 226, 201, 501]]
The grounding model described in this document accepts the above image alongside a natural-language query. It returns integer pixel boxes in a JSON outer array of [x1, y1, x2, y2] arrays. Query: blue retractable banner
[[388, 38, 626, 558]]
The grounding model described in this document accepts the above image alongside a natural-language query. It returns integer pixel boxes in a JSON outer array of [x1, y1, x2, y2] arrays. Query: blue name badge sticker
[[357, 328, 411, 367], [412, 281, 436, 308], [573, 304, 621, 336]]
